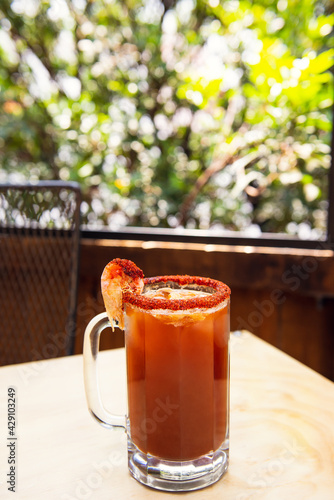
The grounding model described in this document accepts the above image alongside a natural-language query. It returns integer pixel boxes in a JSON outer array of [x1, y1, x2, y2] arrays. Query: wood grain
[[0, 332, 333, 500]]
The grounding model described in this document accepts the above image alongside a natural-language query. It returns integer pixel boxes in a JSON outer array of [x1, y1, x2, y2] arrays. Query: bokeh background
[[0, 0, 333, 237]]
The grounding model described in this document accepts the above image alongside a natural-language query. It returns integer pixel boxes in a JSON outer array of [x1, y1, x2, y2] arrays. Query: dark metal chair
[[0, 181, 81, 365]]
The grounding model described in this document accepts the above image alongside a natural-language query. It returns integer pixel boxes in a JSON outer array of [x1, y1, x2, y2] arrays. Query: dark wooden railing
[[76, 237, 334, 380]]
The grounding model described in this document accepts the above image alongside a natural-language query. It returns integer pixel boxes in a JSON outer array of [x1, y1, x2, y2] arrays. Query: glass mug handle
[[83, 312, 126, 430]]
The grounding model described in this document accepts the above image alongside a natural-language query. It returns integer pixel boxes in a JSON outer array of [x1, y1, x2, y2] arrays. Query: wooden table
[[1, 331, 333, 500]]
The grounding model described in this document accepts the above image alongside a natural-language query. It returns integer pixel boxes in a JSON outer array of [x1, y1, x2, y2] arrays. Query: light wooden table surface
[[0, 331, 333, 500]]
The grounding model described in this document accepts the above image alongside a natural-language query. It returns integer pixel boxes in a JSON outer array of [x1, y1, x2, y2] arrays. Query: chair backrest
[[0, 181, 81, 365]]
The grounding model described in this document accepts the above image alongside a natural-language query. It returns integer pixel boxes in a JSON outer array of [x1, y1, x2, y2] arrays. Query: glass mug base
[[127, 439, 229, 492]]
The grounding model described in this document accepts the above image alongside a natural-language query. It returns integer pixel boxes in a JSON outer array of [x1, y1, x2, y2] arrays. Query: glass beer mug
[[83, 259, 230, 492]]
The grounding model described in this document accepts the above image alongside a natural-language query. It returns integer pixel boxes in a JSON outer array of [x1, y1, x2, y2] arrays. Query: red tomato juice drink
[[83, 260, 230, 492], [124, 275, 230, 490]]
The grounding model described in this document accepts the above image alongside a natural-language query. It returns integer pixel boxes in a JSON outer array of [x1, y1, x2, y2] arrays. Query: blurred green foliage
[[0, 0, 333, 238]]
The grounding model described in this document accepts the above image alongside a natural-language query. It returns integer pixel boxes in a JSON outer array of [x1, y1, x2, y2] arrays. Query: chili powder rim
[[123, 274, 230, 311]]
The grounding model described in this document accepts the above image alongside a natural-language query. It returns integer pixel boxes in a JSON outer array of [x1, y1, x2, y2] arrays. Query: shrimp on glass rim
[[101, 258, 144, 330]]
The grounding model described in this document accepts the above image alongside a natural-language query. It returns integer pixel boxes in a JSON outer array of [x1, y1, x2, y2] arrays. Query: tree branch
[[179, 124, 249, 225]]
